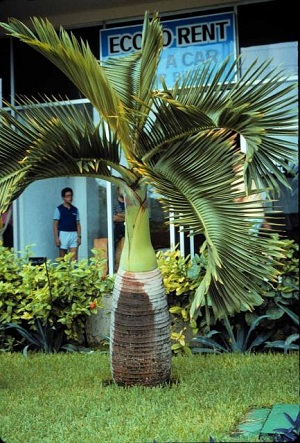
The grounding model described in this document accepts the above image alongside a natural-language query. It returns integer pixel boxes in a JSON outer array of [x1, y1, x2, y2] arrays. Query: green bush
[[0, 245, 115, 346], [157, 235, 299, 354], [1, 235, 298, 355]]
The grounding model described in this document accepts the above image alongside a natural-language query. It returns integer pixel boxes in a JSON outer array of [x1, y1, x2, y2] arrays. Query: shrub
[[157, 235, 299, 354], [1, 235, 298, 355], [0, 245, 115, 349], [157, 247, 206, 354]]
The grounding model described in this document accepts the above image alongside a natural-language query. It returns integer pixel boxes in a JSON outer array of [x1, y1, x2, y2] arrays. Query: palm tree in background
[[0, 12, 297, 386]]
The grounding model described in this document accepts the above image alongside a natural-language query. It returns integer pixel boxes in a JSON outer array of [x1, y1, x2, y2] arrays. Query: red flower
[[89, 301, 96, 309]]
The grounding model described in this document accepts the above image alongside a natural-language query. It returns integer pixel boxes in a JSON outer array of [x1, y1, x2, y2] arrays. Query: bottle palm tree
[[0, 12, 297, 386]]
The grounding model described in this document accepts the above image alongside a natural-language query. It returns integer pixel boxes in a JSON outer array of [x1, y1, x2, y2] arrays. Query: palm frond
[[1, 13, 165, 159], [102, 11, 163, 117], [137, 129, 284, 318], [148, 57, 297, 194], [1, 17, 130, 146], [102, 52, 142, 110], [138, 93, 216, 163], [0, 170, 28, 213], [0, 96, 138, 208]]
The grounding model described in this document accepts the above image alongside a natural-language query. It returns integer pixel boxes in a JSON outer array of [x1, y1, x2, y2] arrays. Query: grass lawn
[[0, 352, 299, 443]]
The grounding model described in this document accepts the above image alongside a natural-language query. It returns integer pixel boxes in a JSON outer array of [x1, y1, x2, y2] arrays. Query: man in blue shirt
[[53, 187, 81, 260]]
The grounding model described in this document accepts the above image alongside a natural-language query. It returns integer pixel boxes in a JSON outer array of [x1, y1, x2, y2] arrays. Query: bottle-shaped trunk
[[110, 189, 172, 386]]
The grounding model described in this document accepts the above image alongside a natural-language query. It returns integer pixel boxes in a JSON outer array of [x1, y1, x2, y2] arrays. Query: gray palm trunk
[[110, 191, 172, 386], [111, 267, 171, 386]]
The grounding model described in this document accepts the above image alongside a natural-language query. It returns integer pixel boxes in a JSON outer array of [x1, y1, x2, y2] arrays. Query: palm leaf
[[0, 96, 137, 215], [0, 13, 165, 159], [102, 12, 163, 116], [0, 170, 28, 213], [151, 57, 297, 194], [136, 130, 284, 316]]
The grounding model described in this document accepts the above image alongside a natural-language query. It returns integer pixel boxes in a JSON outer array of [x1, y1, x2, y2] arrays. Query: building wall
[[0, 0, 247, 31], [14, 177, 83, 260], [13, 176, 109, 261]]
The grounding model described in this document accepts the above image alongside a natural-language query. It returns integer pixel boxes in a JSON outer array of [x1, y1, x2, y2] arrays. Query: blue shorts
[[59, 231, 78, 249]]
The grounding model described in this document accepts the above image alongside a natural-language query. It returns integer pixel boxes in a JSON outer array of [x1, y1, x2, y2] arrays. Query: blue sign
[[100, 12, 236, 88]]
